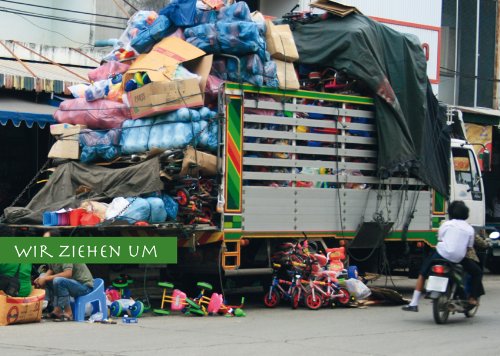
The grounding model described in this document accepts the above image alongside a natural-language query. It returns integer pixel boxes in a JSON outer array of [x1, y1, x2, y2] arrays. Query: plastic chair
[[72, 278, 108, 322]]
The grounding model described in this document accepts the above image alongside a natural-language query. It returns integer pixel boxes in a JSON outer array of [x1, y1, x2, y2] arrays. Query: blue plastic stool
[[72, 278, 108, 322]]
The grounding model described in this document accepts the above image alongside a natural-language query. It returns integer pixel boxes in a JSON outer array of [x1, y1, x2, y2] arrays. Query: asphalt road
[[1, 274, 500, 356]]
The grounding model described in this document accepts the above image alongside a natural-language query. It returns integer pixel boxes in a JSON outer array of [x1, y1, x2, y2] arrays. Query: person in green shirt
[[0, 264, 33, 297], [34, 264, 93, 321]]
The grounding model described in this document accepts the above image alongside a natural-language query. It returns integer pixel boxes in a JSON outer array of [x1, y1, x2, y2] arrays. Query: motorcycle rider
[[402, 200, 483, 312]]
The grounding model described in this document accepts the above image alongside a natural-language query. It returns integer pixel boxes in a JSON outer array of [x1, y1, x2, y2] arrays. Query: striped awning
[[0, 58, 91, 95]]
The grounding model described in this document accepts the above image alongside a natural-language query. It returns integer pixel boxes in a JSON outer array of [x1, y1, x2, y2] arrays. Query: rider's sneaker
[[401, 304, 419, 312]]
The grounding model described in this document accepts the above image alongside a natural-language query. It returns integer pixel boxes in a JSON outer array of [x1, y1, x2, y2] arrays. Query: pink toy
[[171, 289, 187, 311], [207, 293, 223, 314]]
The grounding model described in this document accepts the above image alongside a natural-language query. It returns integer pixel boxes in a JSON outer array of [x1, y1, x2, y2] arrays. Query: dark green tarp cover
[[292, 14, 450, 196], [3, 157, 163, 224]]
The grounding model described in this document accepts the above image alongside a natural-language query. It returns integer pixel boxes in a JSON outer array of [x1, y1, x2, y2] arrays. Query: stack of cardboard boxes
[[265, 20, 300, 90]]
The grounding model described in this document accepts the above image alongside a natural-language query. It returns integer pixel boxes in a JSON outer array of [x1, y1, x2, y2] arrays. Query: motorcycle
[[425, 258, 479, 324], [425, 232, 498, 324]]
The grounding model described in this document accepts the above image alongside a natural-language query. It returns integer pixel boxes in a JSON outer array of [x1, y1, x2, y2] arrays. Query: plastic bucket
[[69, 208, 85, 226]]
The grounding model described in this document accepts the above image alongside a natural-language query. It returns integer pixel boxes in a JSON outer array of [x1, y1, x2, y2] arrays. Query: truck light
[[416, 242, 424, 248]]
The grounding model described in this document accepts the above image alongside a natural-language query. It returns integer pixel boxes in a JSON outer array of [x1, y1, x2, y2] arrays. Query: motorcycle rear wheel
[[433, 282, 455, 324]]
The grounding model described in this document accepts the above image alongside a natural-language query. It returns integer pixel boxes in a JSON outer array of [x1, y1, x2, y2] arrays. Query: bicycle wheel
[[176, 189, 190, 206], [263, 289, 281, 308], [291, 289, 300, 309], [335, 288, 351, 306], [305, 291, 323, 310]]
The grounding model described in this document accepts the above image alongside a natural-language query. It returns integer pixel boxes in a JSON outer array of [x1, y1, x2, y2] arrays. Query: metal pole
[[494, 2, 500, 109], [474, 0, 480, 107], [453, 0, 459, 105]]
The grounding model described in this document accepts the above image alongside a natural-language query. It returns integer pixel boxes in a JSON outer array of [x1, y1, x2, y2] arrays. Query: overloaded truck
[[0, 6, 488, 287], [0, 82, 486, 284]]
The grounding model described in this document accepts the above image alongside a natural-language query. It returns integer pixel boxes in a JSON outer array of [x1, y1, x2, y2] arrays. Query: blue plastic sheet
[[146, 197, 167, 223], [119, 197, 151, 223], [162, 194, 179, 220], [159, 0, 197, 27]]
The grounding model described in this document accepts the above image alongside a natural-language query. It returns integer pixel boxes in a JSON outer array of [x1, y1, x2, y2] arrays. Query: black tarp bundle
[[3, 157, 163, 224], [292, 14, 450, 196]]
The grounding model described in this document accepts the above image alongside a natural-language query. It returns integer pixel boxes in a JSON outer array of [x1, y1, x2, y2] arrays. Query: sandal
[[53, 314, 73, 322], [42, 312, 61, 320]]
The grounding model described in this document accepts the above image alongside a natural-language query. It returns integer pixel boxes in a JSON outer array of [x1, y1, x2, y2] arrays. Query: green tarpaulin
[[292, 14, 450, 196]]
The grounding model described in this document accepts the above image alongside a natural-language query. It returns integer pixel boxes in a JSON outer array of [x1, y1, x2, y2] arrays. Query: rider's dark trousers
[[461, 257, 485, 298]]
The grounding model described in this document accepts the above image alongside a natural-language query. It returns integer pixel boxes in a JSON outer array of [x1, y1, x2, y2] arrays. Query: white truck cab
[[449, 139, 486, 227]]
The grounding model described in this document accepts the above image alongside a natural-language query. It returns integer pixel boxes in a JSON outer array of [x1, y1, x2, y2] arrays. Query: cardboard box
[[0, 289, 45, 326], [275, 60, 300, 90], [50, 123, 86, 138], [266, 20, 299, 62], [310, 0, 361, 17], [48, 124, 86, 159], [180, 146, 217, 177], [125, 37, 213, 119], [128, 76, 204, 119]]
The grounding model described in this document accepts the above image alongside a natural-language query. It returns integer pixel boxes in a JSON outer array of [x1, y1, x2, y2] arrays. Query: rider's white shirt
[[436, 219, 474, 263]]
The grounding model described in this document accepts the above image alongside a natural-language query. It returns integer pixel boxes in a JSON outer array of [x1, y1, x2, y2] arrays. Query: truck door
[[450, 146, 485, 226]]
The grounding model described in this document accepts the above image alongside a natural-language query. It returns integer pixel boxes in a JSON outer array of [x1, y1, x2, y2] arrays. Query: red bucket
[[69, 208, 86, 226]]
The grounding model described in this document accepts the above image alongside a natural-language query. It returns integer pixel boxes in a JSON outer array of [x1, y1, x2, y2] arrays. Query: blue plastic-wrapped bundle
[[218, 1, 251, 22], [159, 0, 197, 26], [146, 197, 167, 223], [80, 129, 121, 163], [264, 59, 279, 88], [131, 15, 172, 54], [120, 118, 154, 154], [162, 194, 178, 220], [184, 23, 217, 53], [198, 119, 219, 152], [227, 54, 264, 86], [194, 9, 218, 24], [216, 21, 261, 55], [148, 120, 196, 150], [118, 197, 151, 223], [185, 21, 261, 56]]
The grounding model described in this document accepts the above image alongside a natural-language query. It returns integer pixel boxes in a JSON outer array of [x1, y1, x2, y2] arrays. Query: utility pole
[[494, 2, 500, 110]]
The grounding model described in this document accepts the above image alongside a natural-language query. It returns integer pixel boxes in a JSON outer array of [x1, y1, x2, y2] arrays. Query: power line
[[0, 0, 129, 20], [0, 7, 127, 29], [123, 0, 139, 12], [11, 12, 91, 46]]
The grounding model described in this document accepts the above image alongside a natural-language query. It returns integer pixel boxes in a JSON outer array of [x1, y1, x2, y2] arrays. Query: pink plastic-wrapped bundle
[[88, 61, 130, 82], [54, 98, 131, 129]]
